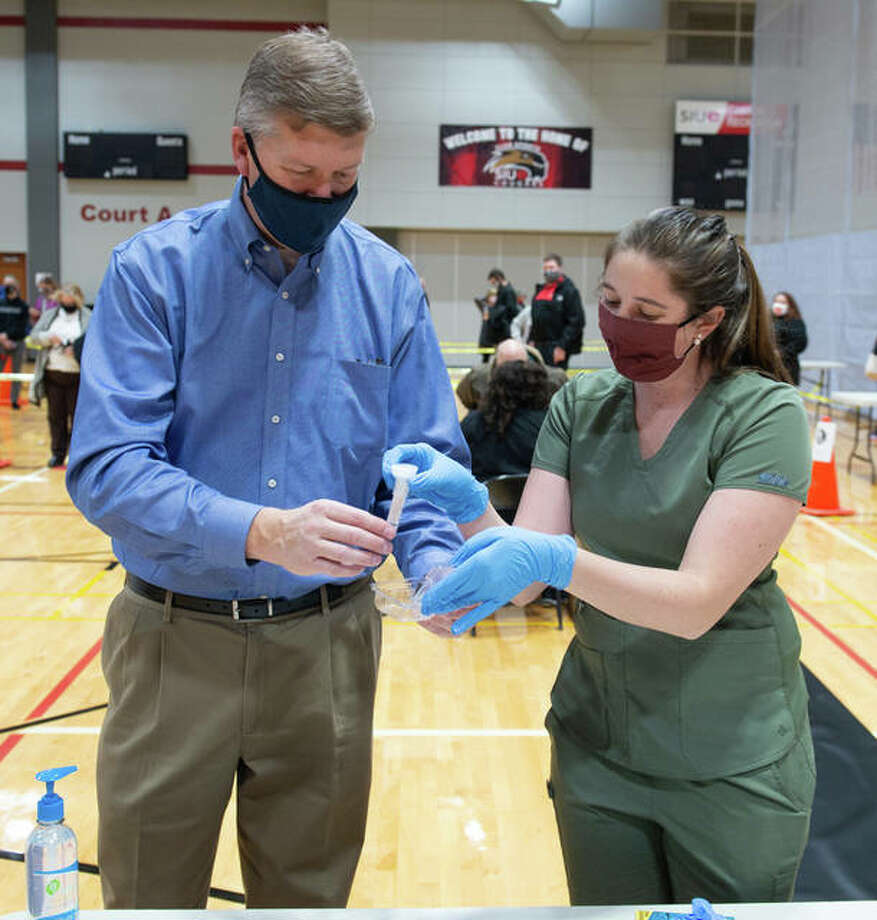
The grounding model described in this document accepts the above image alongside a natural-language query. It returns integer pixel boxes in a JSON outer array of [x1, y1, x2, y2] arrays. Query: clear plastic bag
[[371, 565, 454, 621]]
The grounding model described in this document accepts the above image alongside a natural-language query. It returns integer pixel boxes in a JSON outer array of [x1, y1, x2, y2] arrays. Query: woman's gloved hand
[[382, 443, 488, 524], [420, 526, 577, 635]]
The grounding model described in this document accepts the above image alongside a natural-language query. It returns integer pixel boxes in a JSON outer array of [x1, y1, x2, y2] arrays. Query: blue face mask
[[244, 132, 358, 254]]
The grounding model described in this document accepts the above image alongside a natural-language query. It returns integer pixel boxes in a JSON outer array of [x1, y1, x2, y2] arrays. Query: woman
[[28, 284, 91, 468], [461, 359, 554, 481], [384, 209, 814, 905], [771, 291, 807, 385]]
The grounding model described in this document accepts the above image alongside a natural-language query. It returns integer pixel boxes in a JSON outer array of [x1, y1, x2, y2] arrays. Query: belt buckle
[[266, 597, 274, 618], [231, 599, 240, 621]]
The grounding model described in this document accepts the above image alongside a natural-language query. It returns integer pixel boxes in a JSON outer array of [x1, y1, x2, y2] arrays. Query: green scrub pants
[[548, 719, 816, 905]]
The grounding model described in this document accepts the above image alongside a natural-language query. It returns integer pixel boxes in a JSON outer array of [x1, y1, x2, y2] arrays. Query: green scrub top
[[533, 369, 812, 780]]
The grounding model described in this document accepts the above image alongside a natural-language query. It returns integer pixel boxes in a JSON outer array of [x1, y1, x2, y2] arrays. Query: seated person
[[457, 337, 566, 411], [461, 359, 554, 481]]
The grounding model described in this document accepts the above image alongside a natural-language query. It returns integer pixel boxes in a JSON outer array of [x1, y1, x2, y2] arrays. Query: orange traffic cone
[[800, 417, 854, 517]]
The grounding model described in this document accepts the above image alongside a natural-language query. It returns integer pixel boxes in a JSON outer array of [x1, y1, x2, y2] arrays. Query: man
[[456, 337, 566, 412], [530, 252, 584, 369], [477, 268, 518, 361], [0, 275, 29, 409], [67, 29, 467, 909]]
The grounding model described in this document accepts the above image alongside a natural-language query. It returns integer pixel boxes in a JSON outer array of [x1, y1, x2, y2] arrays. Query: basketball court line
[[17, 726, 548, 738], [0, 467, 48, 495], [0, 638, 102, 764], [800, 515, 877, 563]]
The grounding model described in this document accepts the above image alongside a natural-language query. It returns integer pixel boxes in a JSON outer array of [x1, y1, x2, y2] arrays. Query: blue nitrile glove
[[689, 899, 730, 920], [382, 443, 488, 524], [420, 526, 577, 635]]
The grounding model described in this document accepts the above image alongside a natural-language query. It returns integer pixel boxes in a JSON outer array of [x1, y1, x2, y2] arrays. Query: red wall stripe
[[0, 638, 102, 765], [786, 595, 877, 681], [189, 164, 238, 176], [0, 160, 236, 175], [0, 16, 324, 31], [57, 17, 324, 32]]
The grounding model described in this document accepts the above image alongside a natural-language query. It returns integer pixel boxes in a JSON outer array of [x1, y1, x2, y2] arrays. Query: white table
[[4, 905, 876, 919], [832, 390, 877, 484], [798, 360, 847, 421]]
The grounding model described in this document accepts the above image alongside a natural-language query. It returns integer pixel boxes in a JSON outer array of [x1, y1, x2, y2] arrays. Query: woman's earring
[[694, 334, 703, 346]]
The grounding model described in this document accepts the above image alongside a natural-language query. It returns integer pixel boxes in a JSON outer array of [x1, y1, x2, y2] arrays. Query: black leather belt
[[125, 573, 363, 621]]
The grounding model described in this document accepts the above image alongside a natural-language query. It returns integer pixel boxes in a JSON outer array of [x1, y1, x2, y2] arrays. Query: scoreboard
[[672, 101, 750, 211], [63, 132, 188, 180]]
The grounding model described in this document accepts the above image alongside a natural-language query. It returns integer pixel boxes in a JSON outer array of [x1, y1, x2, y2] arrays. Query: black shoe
[[10, 402, 19, 410], [47, 455, 65, 468]]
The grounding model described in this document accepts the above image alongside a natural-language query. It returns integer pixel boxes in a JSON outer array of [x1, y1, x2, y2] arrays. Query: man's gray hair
[[234, 28, 374, 137]]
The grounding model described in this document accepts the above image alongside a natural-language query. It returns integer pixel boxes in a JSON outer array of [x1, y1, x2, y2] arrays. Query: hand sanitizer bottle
[[26, 766, 78, 920]]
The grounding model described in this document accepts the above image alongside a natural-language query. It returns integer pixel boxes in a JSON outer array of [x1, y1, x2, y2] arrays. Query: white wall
[[3, 0, 752, 320]]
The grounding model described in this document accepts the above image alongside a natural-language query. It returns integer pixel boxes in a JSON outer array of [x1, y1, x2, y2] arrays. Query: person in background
[[486, 267, 519, 342], [28, 283, 91, 466], [456, 337, 566, 413], [476, 287, 500, 362], [770, 291, 807, 385], [0, 275, 30, 409], [388, 208, 815, 907], [30, 274, 57, 327], [461, 359, 554, 481], [530, 253, 584, 369], [65, 28, 466, 910]]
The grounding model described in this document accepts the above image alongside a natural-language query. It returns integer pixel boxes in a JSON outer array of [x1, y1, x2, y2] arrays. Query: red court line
[[0, 15, 24, 26], [787, 595, 877, 681], [0, 638, 102, 765], [0, 160, 26, 171], [57, 17, 324, 31]]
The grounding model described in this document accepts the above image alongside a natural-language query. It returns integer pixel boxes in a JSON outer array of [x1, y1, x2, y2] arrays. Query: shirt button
[[263, 244, 271, 252], [315, 266, 320, 274], [244, 258, 251, 267], [267, 478, 277, 489], [271, 414, 280, 424], [275, 352, 285, 362], [281, 291, 289, 300]]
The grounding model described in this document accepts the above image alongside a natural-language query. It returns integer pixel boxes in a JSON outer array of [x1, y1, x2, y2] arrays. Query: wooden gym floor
[[0, 371, 874, 910]]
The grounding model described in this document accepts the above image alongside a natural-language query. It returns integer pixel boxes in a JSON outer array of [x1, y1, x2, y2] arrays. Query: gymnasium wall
[[1, 0, 752, 351]]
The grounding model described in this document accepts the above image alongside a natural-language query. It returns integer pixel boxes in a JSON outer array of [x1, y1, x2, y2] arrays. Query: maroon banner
[[439, 125, 592, 189]]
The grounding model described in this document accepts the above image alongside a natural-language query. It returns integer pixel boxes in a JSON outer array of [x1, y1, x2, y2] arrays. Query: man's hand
[[245, 500, 395, 578], [553, 345, 566, 365], [49, 334, 64, 346]]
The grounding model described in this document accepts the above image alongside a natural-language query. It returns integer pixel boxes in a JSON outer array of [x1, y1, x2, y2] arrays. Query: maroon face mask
[[598, 299, 699, 382]]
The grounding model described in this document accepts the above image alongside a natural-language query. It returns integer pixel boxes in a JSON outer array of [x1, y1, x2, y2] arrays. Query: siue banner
[[439, 124, 592, 188]]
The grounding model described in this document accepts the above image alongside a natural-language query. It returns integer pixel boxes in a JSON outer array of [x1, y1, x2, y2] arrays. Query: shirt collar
[[227, 175, 325, 277]]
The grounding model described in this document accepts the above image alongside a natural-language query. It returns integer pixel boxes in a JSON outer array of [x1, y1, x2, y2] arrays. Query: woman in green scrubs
[[383, 208, 815, 905]]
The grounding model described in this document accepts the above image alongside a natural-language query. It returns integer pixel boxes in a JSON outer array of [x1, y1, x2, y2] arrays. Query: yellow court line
[[46, 567, 120, 621], [849, 526, 877, 548], [0, 615, 105, 623], [779, 547, 877, 624]]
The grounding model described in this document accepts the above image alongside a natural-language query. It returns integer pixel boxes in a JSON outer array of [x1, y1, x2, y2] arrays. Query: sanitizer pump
[[26, 766, 78, 920]]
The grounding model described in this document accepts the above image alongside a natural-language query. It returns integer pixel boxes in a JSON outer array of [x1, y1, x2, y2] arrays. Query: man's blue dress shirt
[[67, 178, 467, 599]]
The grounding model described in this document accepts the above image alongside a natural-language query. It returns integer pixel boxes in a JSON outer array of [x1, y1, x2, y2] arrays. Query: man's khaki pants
[[96, 578, 380, 908]]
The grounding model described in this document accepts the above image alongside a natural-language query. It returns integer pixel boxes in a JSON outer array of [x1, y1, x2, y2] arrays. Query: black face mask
[[4, 286, 16, 299], [60, 303, 77, 314], [243, 132, 358, 255], [543, 271, 561, 284]]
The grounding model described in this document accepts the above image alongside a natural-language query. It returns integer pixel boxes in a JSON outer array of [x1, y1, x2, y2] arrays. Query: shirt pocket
[[328, 359, 391, 455]]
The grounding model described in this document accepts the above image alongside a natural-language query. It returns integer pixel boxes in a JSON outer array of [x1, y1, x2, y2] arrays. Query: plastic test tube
[[387, 462, 418, 527]]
